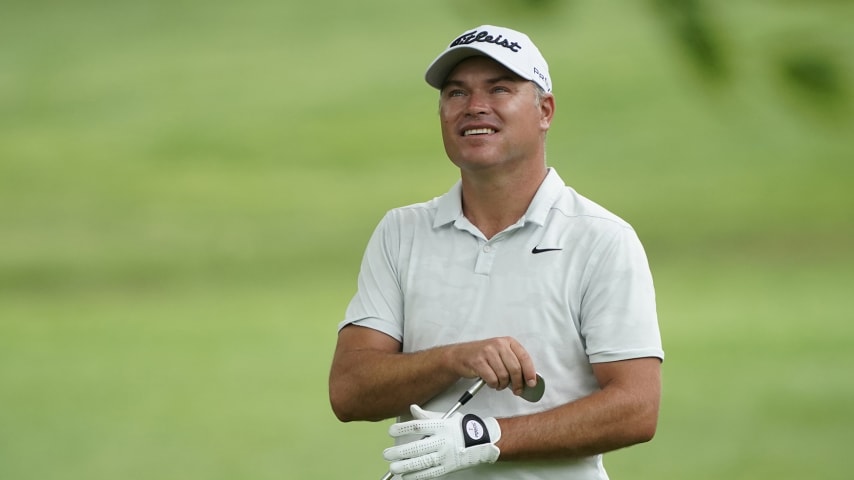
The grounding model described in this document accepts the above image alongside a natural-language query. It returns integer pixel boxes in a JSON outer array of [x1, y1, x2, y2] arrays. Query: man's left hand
[[383, 404, 501, 479]]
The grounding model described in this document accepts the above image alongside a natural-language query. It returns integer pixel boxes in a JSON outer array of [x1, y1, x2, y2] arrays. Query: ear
[[539, 93, 555, 131]]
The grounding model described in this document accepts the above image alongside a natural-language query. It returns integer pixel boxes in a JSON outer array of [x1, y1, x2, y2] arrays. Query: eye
[[492, 85, 511, 94], [447, 89, 466, 97]]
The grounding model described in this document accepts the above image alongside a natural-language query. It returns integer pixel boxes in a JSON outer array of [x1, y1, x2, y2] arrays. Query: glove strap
[[461, 414, 492, 448]]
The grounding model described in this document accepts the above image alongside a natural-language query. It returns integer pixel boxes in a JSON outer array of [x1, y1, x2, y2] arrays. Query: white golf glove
[[383, 404, 501, 479]]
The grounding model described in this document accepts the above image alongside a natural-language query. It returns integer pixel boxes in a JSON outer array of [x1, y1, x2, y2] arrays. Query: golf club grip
[[378, 378, 486, 480], [446, 378, 485, 417]]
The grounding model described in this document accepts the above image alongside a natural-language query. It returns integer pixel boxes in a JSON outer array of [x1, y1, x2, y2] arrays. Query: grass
[[611, 259, 854, 480], [1, 0, 853, 478]]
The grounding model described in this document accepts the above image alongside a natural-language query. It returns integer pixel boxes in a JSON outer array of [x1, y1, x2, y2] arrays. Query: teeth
[[463, 128, 495, 136]]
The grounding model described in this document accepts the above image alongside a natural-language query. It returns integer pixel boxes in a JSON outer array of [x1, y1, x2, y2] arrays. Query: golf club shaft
[[442, 378, 486, 418], [379, 378, 486, 480]]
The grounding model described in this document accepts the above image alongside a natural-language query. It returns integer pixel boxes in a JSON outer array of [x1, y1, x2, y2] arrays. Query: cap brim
[[424, 46, 531, 90]]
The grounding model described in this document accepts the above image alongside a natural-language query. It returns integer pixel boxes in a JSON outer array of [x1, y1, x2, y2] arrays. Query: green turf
[[1, 1, 852, 479]]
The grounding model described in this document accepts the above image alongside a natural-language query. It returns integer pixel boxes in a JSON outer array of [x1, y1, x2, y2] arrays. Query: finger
[[388, 419, 446, 439], [455, 339, 522, 390], [497, 347, 525, 396], [487, 337, 527, 392], [410, 404, 443, 420], [482, 339, 516, 390], [403, 465, 446, 480], [383, 436, 445, 461], [506, 339, 537, 394], [483, 353, 510, 391], [509, 340, 538, 389], [461, 351, 499, 389], [389, 451, 443, 475]]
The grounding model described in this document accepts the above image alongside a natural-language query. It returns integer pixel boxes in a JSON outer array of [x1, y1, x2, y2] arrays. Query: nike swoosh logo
[[531, 247, 563, 254]]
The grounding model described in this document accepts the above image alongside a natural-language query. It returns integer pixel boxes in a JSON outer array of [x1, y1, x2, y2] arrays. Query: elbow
[[613, 397, 659, 447], [332, 408, 357, 423], [329, 365, 361, 422], [331, 397, 392, 423], [330, 402, 352, 423], [629, 387, 661, 445], [630, 405, 660, 445], [331, 403, 361, 424], [329, 380, 386, 423], [329, 383, 358, 423], [634, 418, 658, 444], [612, 417, 656, 450]]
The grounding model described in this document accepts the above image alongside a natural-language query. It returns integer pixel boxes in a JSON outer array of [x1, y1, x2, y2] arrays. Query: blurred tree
[[452, 0, 850, 119], [648, 0, 848, 117], [779, 49, 846, 103], [650, 0, 728, 80]]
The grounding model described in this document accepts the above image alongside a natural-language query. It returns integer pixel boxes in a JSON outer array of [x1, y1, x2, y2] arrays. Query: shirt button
[[483, 245, 492, 253]]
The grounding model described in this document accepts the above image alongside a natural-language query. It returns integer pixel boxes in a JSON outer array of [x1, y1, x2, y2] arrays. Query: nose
[[465, 90, 490, 116]]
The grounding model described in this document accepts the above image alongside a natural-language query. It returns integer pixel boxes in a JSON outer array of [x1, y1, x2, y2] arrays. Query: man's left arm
[[495, 356, 661, 460]]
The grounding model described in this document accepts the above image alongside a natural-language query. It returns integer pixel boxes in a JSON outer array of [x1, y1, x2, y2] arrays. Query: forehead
[[443, 56, 525, 86]]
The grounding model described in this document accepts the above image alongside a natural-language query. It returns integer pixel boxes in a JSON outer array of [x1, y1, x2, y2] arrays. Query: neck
[[460, 163, 549, 239]]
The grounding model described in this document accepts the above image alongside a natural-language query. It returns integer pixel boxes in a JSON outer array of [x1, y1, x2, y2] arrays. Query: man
[[329, 24, 663, 479]]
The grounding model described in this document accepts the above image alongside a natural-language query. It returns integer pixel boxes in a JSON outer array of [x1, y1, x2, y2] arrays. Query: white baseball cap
[[425, 25, 552, 93]]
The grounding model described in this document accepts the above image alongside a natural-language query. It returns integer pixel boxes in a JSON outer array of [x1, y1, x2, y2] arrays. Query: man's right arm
[[328, 325, 538, 422], [328, 325, 460, 422]]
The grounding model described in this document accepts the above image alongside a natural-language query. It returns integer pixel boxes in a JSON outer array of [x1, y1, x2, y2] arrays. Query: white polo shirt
[[339, 168, 663, 480]]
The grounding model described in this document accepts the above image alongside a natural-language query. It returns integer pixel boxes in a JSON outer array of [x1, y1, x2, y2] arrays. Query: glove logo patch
[[465, 419, 484, 440], [461, 414, 491, 447]]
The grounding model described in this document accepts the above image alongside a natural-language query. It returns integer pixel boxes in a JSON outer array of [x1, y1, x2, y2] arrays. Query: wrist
[[461, 413, 502, 447], [493, 417, 510, 454]]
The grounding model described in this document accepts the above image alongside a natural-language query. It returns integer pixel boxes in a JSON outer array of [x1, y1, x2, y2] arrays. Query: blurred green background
[[1, 1, 852, 479]]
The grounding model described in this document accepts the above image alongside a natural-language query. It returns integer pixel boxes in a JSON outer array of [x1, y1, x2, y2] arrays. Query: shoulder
[[537, 169, 632, 232], [380, 197, 441, 228], [367, 195, 448, 252], [379, 181, 461, 231], [551, 186, 633, 231]]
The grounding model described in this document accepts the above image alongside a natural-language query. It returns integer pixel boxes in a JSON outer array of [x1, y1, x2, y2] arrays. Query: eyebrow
[[441, 75, 522, 91]]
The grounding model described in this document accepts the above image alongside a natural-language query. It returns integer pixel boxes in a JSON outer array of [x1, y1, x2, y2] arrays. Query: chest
[[397, 226, 590, 354]]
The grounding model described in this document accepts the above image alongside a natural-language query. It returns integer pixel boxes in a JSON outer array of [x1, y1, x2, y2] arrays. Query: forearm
[[496, 358, 661, 460], [330, 326, 541, 423], [329, 326, 472, 422], [329, 328, 460, 422], [498, 389, 658, 460]]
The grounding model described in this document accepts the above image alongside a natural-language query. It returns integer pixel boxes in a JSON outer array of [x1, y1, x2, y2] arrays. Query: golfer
[[329, 24, 664, 479]]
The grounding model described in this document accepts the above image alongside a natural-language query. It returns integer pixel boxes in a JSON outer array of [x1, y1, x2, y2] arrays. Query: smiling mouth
[[463, 128, 496, 136]]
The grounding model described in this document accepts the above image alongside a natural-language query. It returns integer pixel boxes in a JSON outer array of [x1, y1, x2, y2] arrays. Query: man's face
[[439, 56, 553, 173]]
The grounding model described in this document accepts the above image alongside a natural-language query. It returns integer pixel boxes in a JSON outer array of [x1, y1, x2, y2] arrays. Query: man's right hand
[[330, 327, 536, 422], [445, 336, 537, 398]]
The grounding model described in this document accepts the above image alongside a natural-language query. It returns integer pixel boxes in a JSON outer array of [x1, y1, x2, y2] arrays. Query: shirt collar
[[522, 168, 565, 227], [434, 181, 464, 228], [432, 168, 566, 229]]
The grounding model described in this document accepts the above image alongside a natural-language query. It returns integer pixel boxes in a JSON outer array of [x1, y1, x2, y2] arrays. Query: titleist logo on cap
[[450, 29, 522, 53]]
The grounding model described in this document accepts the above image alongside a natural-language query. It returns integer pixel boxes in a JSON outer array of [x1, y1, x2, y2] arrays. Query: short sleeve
[[337, 212, 405, 342], [580, 226, 664, 363]]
